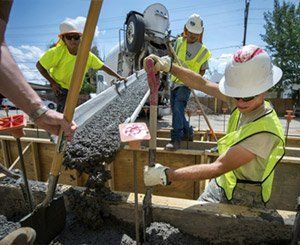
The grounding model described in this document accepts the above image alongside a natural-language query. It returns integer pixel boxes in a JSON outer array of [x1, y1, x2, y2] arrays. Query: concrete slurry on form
[[0, 180, 205, 244]]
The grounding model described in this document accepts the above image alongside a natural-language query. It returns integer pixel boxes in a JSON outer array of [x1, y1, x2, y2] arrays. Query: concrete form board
[[0, 184, 295, 244], [109, 192, 295, 244]]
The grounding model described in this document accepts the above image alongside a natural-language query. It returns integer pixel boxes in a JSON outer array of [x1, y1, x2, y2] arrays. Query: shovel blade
[[20, 196, 66, 244]]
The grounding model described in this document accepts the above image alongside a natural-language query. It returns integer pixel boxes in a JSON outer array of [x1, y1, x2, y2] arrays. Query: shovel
[[142, 58, 160, 241], [0, 163, 20, 180], [119, 122, 151, 245], [112, 78, 128, 96], [19, 1, 104, 244], [0, 114, 35, 211]]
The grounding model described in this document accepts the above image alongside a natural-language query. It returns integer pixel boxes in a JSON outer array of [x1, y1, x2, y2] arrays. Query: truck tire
[[126, 14, 145, 53]]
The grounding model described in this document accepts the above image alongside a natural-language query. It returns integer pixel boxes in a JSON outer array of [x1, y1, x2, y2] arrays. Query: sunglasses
[[234, 96, 256, 102], [64, 34, 81, 41]]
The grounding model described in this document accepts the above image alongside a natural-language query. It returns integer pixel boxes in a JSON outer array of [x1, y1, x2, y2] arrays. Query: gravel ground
[[159, 110, 300, 136]]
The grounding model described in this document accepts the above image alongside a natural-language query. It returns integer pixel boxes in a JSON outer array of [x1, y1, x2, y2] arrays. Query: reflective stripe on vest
[[216, 101, 285, 203], [171, 37, 211, 85]]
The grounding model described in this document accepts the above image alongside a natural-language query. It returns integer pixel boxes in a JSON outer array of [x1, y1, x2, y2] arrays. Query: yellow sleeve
[[89, 53, 104, 70], [39, 46, 61, 70]]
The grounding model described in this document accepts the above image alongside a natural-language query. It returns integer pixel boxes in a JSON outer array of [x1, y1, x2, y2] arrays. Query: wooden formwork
[[0, 128, 299, 211], [111, 130, 300, 211], [111, 145, 300, 211], [0, 128, 87, 186]]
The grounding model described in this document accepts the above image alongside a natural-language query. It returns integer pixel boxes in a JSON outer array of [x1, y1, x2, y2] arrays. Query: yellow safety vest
[[216, 101, 285, 203], [171, 36, 211, 85]]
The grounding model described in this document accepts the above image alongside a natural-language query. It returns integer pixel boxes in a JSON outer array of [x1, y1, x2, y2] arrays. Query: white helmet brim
[[219, 65, 282, 98]]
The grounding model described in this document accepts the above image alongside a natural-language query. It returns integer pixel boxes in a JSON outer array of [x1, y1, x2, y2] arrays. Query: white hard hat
[[219, 45, 282, 98], [185, 14, 203, 34], [59, 20, 82, 37]]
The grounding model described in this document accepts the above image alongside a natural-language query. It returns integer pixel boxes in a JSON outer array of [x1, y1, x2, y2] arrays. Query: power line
[[169, 0, 240, 12], [243, 0, 251, 46], [210, 45, 240, 51], [7, 7, 244, 32]]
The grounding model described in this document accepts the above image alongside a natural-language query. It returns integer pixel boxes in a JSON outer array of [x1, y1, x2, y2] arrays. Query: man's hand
[[143, 55, 172, 73], [144, 163, 170, 186], [35, 110, 77, 141], [50, 82, 63, 96], [117, 76, 128, 83]]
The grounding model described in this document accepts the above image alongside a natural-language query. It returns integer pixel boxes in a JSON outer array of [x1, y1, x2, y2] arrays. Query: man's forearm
[[36, 62, 57, 86], [171, 64, 205, 90], [171, 64, 229, 102], [167, 162, 223, 182], [101, 65, 121, 79]]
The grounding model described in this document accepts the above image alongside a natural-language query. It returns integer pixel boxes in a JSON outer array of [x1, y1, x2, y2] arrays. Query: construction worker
[[143, 45, 285, 208], [37, 19, 127, 112], [0, 1, 76, 140], [0, 1, 75, 244], [166, 14, 211, 151]]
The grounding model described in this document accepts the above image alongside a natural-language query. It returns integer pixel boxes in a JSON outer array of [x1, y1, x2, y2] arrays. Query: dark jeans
[[170, 86, 193, 142], [56, 88, 69, 113]]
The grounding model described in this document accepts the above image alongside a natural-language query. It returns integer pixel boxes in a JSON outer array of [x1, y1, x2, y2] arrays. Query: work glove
[[143, 54, 172, 73], [144, 163, 170, 186]]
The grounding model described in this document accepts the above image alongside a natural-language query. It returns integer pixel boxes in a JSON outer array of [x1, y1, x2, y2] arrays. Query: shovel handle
[[50, 0, 103, 176], [142, 59, 160, 239], [145, 59, 160, 166], [145, 59, 160, 106]]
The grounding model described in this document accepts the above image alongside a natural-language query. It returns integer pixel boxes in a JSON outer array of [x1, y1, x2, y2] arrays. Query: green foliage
[[81, 77, 96, 94], [91, 46, 100, 58], [82, 45, 101, 94], [261, 0, 300, 97]]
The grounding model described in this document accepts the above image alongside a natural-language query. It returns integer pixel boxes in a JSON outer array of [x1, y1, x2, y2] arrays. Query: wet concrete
[[52, 188, 204, 244], [0, 182, 205, 244], [0, 182, 293, 244], [64, 78, 148, 180], [0, 215, 20, 240], [51, 215, 203, 245], [59, 79, 205, 244]]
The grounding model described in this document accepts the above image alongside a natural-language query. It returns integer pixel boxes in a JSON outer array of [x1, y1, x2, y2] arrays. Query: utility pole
[[243, 0, 250, 46]]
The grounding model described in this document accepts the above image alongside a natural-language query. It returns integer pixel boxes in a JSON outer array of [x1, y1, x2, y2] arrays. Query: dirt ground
[[157, 113, 300, 136], [2, 106, 300, 136]]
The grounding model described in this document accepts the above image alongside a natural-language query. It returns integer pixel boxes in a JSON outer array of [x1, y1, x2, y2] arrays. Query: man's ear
[[199, 28, 204, 43], [183, 26, 188, 38]]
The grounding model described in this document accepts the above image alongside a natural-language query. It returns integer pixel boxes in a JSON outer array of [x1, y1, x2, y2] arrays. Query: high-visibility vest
[[216, 101, 285, 203], [171, 37, 211, 85]]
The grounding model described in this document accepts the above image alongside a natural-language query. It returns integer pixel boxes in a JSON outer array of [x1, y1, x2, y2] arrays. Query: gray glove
[[143, 54, 172, 73], [144, 163, 170, 186]]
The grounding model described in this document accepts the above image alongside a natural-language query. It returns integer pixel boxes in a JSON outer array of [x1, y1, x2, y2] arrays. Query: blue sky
[[5, 0, 299, 84]]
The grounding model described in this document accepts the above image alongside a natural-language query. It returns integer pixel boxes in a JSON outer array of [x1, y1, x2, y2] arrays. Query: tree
[[261, 0, 300, 97]]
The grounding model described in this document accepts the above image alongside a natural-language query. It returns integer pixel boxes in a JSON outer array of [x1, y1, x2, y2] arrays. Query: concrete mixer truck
[[97, 3, 172, 116]]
